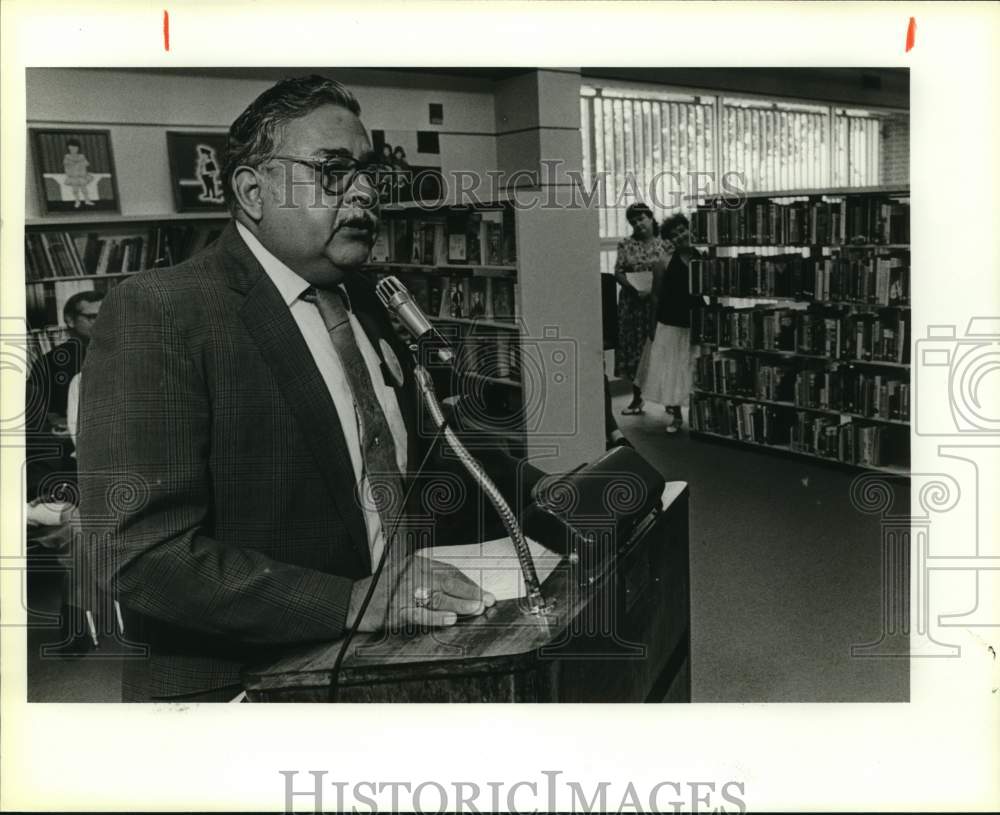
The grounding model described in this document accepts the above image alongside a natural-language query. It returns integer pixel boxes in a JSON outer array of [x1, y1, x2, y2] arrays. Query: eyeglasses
[[268, 154, 397, 197]]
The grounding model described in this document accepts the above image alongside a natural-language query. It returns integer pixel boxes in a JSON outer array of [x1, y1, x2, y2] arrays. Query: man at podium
[[76, 75, 502, 702]]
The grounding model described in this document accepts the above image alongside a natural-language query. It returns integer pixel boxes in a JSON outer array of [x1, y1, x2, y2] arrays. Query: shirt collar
[[235, 221, 337, 308]]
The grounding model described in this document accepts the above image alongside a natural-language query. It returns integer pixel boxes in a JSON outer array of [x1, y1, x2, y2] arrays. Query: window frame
[[583, 81, 909, 244]]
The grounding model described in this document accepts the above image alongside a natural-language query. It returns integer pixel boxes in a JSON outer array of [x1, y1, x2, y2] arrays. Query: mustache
[[336, 210, 379, 231]]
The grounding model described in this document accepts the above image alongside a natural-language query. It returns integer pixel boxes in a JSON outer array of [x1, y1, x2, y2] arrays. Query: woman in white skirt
[[636, 213, 703, 433]]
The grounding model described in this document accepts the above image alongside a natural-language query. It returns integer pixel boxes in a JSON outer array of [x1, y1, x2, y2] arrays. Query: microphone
[[375, 275, 454, 364]]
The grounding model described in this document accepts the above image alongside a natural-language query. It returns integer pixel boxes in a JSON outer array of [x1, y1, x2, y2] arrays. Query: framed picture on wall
[[29, 128, 120, 214], [166, 131, 228, 212], [370, 128, 444, 204]]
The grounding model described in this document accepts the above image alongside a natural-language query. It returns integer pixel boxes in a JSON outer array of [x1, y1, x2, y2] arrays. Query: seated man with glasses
[[77, 75, 502, 702]]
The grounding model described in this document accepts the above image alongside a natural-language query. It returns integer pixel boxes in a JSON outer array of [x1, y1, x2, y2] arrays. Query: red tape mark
[[164, 10, 170, 51], [905, 17, 916, 52]]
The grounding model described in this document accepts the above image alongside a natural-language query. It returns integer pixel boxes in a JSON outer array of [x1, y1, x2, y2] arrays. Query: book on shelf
[[447, 214, 467, 263], [389, 217, 412, 263], [694, 304, 910, 365], [445, 212, 483, 265], [427, 274, 445, 317], [24, 223, 225, 279], [409, 221, 430, 265], [411, 220, 428, 265], [93, 235, 147, 276], [456, 331, 487, 373], [690, 195, 909, 247], [370, 228, 391, 263], [408, 220, 424, 264], [465, 211, 483, 265], [506, 332, 521, 379], [798, 367, 909, 421], [690, 251, 910, 305], [376, 206, 515, 268], [845, 197, 911, 245], [501, 208, 517, 265], [25, 283, 54, 329], [432, 222, 447, 265], [490, 277, 515, 322], [451, 326, 515, 380], [691, 392, 906, 468], [694, 349, 910, 422], [759, 363, 797, 403], [26, 232, 92, 279], [481, 210, 504, 266], [25, 235, 50, 280], [438, 276, 469, 319], [424, 221, 448, 266], [477, 328, 520, 382], [467, 277, 490, 319], [689, 394, 789, 445], [492, 332, 513, 379], [791, 412, 902, 468], [147, 224, 221, 269]]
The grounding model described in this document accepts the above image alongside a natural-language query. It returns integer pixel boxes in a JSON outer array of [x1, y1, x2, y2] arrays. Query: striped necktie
[[302, 286, 405, 564]]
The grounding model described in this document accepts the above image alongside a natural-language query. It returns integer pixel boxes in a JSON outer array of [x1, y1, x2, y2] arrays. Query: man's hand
[[348, 553, 496, 633]]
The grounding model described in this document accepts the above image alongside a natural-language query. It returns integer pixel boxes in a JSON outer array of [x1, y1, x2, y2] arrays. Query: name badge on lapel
[[379, 339, 405, 389]]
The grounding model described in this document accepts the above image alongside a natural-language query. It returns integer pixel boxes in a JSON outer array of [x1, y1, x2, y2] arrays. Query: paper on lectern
[[417, 537, 562, 602]]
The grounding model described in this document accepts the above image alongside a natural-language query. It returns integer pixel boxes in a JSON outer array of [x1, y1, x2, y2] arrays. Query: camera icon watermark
[[915, 318, 1000, 436], [421, 324, 581, 441], [463, 325, 579, 435]]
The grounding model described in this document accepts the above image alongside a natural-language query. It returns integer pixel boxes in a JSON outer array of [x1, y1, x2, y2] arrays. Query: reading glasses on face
[[268, 155, 395, 196]]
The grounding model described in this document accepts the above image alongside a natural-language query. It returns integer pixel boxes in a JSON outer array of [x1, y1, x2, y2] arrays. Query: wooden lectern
[[243, 481, 689, 703]]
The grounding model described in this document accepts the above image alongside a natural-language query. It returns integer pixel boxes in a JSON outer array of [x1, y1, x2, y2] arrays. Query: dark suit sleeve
[[77, 282, 355, 645]]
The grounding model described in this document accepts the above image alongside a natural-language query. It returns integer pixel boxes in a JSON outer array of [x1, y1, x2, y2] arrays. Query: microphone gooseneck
[[412, 366, 548, 615], [376, 275, 549, 615]]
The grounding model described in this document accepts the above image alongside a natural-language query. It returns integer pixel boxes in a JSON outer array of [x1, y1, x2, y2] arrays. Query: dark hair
[[64, 290, 104, 324], [660, 212, 690, 239], [625, 202, 657, 237], [222, 75, 362, 214], [66, 138, 82, 150], [393, 146, 406, 158]]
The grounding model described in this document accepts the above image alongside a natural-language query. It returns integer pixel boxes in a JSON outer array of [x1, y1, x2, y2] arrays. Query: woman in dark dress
[[636, 212, 703, 433], [613, 203, 669, 414]]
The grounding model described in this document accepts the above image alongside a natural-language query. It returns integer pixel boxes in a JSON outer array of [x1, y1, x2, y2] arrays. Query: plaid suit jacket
[[77, 222, 433, 700]]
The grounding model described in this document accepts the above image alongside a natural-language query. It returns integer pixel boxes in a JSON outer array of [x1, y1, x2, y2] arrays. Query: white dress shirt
[[236, 222, 408, 566]]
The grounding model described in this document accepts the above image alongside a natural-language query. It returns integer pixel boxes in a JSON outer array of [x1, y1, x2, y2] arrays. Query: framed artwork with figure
[[166, 131, 228, 212], [30, 128, 120, 214]]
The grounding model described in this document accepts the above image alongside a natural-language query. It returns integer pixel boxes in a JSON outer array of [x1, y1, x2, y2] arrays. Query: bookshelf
[[364, 202, 529, 453], [24, 202, 532, 455], [686, 187, 911, 473], [24, 213, 229, 361]]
